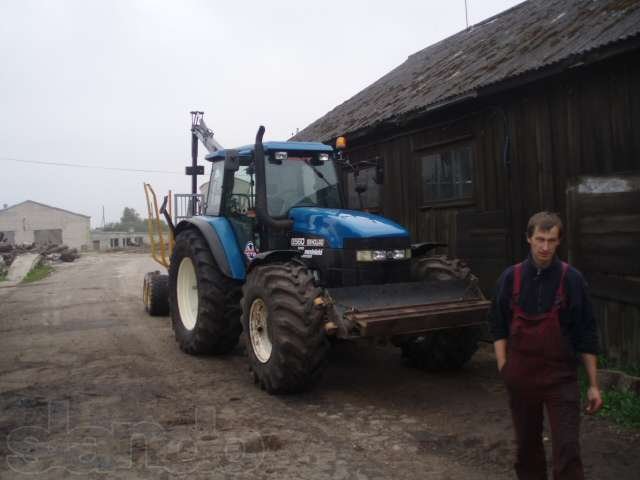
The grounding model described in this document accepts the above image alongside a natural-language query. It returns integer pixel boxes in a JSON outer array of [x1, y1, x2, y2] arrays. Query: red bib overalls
[[503, 262, 584, 480]]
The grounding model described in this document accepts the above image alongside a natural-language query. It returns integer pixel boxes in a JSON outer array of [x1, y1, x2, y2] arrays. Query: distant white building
[[0, 200, 90, 249], [90, 230, 157, 250]]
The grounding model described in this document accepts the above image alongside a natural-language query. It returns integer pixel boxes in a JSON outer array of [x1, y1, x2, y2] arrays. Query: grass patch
[[598, 355, 640, 377], [0, 271, 6, 282], [579, 370, 640, 430], [22, 263, 54, 283], [598, 389, 640, 429]]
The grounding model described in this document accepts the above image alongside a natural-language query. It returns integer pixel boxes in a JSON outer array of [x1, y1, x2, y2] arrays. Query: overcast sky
[[0, 0, 522, 227]]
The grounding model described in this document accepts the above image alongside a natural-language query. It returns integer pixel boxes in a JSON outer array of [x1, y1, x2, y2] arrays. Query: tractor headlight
[[356, 249, 411, 262], [356, 250, 373, 262], [391, 249, 410, 260]]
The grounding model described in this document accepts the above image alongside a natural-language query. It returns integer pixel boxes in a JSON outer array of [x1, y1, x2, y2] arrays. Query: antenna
[[465, 0, 470, 30]]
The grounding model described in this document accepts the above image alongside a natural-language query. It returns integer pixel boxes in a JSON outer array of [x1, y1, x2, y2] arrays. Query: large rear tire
[[241, 260, 329, 394], [401, 255, 483, 371], [143, 271, 169, 316], [169, 229, 242, 355]]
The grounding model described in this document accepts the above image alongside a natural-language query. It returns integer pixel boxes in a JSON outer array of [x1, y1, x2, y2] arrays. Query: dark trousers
[[508, 381, 584, 480]]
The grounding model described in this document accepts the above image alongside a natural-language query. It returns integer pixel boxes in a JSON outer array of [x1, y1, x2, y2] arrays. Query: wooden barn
[[293, 0, 640, 364]]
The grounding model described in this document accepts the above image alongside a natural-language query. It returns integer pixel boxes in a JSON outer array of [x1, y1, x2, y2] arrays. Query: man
[[490, 211, 603, 480]]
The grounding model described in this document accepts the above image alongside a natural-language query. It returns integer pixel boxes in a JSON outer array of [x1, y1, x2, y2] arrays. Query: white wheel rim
[[249, 298, 272, 363], [177, 257, 198, 330], [143, 277, 150, 308]]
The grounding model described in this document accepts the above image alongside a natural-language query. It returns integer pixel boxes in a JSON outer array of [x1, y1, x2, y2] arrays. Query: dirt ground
[[1, 252, 638, 479]]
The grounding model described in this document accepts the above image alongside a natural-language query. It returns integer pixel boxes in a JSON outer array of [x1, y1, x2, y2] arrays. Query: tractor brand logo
[[290, 238, 305, 247], [290, 237, 325, 248], [244, 241, 258, 261], [302, 248, 323, 258], [306, 238, 325, 247]]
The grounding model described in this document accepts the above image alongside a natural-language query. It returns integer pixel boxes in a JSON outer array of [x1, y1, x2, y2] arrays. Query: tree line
[[101, 207, 169, 233]]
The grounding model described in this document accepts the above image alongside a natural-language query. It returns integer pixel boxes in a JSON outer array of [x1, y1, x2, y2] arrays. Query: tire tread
[[170, 229, 242, 355], [242, 260, 328, 394]]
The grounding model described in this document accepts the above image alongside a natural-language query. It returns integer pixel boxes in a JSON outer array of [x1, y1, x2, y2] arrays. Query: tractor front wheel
[[169, 229, 242, 354], [242, 260, 329, 394]]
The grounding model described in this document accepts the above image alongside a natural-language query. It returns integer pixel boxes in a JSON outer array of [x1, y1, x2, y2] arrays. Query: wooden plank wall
[[567, 175, 640, 365], [592, 299, 640, 367], [501, 50, 640, 260], [455, 210, 508, 296]]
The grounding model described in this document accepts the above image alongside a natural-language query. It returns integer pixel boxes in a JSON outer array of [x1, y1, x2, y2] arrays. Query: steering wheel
[[290, 196, 316, 208], [229, 194, 251, 215]]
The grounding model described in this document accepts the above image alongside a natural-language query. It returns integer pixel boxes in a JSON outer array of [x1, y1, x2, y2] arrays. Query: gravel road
[[1, 252, 638, 479]]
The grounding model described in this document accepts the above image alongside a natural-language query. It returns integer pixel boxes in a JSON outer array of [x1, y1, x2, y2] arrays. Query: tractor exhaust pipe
[[254, 125, 294, 231]]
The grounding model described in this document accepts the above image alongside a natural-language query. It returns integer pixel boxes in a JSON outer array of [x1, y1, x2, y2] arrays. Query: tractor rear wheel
[[169, 229, 242, 355], [401, 255, 483, 371], [242, 260, 329, 394], [143, 271, 169, 316]]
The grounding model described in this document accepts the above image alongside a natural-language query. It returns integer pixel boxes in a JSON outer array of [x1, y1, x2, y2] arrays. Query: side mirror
[[224, 150, 240, 171], [375, 162, 384, 185], [355, 183, 368, 194]]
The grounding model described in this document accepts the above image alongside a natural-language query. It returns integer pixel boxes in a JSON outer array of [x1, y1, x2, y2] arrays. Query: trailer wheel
[[401, 255, 483, 370], [143, 271, 169, 316], [169, 229, 242, 354], [242, 260, 329, 394]]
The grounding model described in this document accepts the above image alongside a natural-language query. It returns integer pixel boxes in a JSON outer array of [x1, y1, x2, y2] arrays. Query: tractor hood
[[289, 207, 409, 249]]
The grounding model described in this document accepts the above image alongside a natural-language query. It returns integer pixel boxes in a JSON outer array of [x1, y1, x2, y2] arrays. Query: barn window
[[421, 144, 473, 204]]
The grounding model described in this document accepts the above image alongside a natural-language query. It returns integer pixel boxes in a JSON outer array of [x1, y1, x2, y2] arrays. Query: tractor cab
[[203, 131, 413, 289], [204, 141, 342, 253]]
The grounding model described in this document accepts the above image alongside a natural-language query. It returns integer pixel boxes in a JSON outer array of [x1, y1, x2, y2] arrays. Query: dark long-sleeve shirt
[[489, 254, 599, 355]]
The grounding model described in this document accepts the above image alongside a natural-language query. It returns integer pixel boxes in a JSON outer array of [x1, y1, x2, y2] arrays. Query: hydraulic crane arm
[[186, 111, 223, 216], [191, 116, 223, 153]]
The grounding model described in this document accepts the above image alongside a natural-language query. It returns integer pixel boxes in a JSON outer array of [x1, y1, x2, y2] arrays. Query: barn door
[[0, 231, 15, 244], [34, 229, 63, 246], [567, 174, 640, 365], [455, 210, 509, 298]]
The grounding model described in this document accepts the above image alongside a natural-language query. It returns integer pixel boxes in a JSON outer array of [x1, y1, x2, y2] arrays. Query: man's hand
[[581, 353, 603, 414], [585, 386, 603, 414], [493, 339, 507, 372]]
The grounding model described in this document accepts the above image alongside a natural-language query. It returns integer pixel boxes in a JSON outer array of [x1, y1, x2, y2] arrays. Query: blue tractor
[[166, 122, 490, 394]]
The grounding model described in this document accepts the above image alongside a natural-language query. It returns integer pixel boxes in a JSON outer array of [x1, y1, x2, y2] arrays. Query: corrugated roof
[[294, 0, 640, 142]]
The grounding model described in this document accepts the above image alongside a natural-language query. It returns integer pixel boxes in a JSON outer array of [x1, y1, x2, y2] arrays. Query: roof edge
[[0, 200, 91, 219]]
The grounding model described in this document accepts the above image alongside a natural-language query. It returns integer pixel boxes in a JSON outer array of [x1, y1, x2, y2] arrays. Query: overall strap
[[511, 263, 523, 306], [555, 261, 570, 301]]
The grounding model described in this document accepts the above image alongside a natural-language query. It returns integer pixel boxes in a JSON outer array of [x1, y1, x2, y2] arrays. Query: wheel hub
[[249, 298, 272, 363], [177, 257, 198, 330]]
